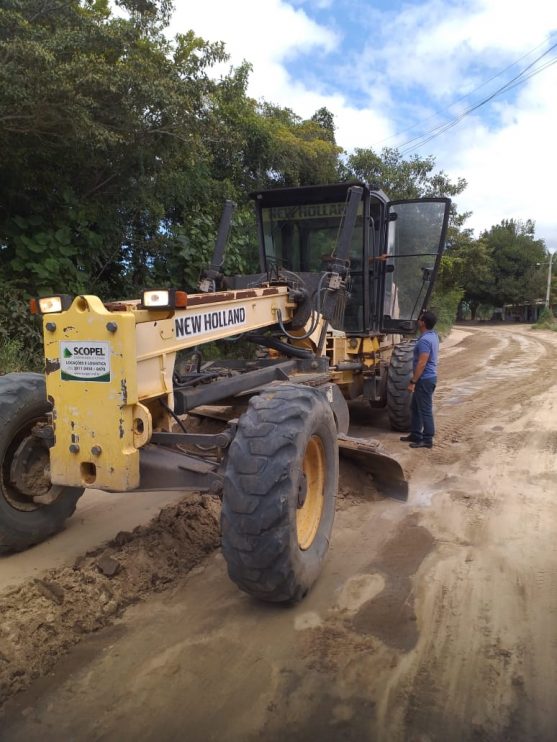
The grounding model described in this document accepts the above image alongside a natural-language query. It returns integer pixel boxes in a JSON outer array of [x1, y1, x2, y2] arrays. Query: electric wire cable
[[371, 36, 553, 149], [396, 42, 557, 155]]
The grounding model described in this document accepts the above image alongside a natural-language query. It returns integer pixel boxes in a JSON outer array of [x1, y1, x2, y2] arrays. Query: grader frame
[[0, 183, 450, 602]]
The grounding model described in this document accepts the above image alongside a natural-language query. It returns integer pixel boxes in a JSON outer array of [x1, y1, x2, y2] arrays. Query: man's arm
[[408, 352, 430, 392]]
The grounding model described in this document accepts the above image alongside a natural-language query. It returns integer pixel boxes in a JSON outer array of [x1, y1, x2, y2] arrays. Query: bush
[[0, 338, 42, 374], [532, 307, 557, 331], [0, 282, 43, 373], [429, 287, 464, 338]]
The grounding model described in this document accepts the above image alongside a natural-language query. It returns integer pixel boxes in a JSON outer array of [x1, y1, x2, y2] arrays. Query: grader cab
[[0, 183, 449, 602]]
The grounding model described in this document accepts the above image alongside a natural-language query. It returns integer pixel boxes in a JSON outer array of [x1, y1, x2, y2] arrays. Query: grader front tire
[[221, 385, 338, 603], [0, 373, 83, 553]]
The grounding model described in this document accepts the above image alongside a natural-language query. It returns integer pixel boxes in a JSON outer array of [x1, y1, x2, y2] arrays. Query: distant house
[[503, 300, 556, 322]]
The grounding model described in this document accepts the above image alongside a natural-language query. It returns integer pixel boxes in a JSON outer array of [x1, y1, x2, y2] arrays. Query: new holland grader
[[0, 182, 450, 602]]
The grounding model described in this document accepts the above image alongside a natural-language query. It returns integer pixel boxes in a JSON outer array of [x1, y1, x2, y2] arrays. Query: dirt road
[[1, 324, 557, 741]]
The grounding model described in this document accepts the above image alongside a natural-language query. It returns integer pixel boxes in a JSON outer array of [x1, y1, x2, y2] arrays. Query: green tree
[[1, 0, 476, 358], [480, 219, 546, 308], [439, 236, 495, 320], [344, 147, 467, 200], [0, 0, 233, 298], [256, 103, 341, 187], [0, 1, 344, 303], [440, 219, 547, 320], [311, 107, 337, 144]]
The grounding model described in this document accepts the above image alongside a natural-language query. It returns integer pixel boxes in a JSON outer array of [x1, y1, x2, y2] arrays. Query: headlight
[[141, 289, 187, 309], [30, 295, 74, 314]]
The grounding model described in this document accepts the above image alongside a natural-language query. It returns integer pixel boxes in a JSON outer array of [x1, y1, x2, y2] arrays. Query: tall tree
[[440, 219, 547, 319], [344, 147, 467, 200], [0, 0, 232, 296], [0, 0, 344, 300], [479, 219, 547, 307]]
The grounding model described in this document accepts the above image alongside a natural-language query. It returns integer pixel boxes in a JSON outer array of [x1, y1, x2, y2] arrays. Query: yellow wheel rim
[[296, 435, 325, 550]]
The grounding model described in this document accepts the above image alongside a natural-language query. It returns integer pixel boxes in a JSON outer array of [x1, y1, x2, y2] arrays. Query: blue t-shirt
[[414, 329, 439, 380]]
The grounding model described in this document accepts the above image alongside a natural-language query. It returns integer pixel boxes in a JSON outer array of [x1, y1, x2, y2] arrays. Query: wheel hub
[[4, 430, 60, 510], [296, 435, 325, 550], [10, 436, 51, 496]]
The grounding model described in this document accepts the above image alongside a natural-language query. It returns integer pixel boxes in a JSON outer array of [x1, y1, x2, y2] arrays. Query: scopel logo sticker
[[60, 341, 111, 382]]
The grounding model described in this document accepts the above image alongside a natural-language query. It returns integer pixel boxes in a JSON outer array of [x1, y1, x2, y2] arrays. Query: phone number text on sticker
[[60, 341, 111, 382]]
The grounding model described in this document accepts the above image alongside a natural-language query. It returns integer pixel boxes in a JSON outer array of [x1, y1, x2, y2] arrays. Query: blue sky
[[168, 0, 557, 251]]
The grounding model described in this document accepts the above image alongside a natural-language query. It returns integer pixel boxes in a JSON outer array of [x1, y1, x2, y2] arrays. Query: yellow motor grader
[[0, 183, 450, 602]]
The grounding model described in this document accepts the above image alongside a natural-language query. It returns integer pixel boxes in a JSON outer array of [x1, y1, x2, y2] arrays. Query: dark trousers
[[410, 377, 437, 443]]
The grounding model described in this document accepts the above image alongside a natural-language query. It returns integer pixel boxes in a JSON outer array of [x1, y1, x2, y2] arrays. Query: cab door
[[382, 198, 451, 333]]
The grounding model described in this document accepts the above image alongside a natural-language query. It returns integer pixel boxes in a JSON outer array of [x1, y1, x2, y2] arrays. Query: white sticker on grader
[[60, 341, 111, 382]]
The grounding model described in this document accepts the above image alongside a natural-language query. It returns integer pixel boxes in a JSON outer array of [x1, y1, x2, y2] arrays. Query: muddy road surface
[[1, 324, 557, 741]]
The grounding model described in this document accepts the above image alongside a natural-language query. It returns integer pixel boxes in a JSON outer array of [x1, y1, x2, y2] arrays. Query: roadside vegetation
[[430, 288, 465, 338], [532, 307, 557, 331], [0, 0, 554, 372]]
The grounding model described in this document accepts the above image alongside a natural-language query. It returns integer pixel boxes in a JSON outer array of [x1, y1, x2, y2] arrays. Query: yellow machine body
[[44, 287, 296, 491]]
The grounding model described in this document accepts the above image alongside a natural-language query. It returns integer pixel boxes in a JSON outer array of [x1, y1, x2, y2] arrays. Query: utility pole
[[545, 251, 554, 309]]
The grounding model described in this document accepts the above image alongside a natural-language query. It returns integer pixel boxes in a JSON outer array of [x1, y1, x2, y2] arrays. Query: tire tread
[[0, 373, 82, 553], [222, 384, 337, 602], [386, 341, 416, 431]]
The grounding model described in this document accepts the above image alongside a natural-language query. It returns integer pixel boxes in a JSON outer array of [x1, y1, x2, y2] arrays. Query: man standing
[[400, 310, 439, 449]]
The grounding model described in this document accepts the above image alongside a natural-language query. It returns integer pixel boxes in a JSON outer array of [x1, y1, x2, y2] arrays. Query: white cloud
[[171, 0, 337, 66], [369, 0, 557, 99], [366, 0, 557, 249], [291, 0, 334, 8], [168, 0, 396, 147], [162, 1, 557, 249], [441, 62, 557, 250]]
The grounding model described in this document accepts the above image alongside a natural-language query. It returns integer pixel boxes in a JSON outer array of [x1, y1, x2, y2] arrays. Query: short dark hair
[[420, 311, 437, 330]]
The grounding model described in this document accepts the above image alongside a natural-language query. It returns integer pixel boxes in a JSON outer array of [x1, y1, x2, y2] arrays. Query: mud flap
[[337, 434, 408, 501]]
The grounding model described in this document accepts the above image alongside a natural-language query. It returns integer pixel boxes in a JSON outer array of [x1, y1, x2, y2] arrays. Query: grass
[[0, 338, 43, 374], [532, 307, 557, 331]]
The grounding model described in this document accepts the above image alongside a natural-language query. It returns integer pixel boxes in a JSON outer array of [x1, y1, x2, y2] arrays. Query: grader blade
[[337, 434, 408, 501]]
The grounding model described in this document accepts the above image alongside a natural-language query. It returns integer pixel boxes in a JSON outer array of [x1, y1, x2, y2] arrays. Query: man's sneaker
[[409, 440, 433, 449], [400, 434, 420, 442]]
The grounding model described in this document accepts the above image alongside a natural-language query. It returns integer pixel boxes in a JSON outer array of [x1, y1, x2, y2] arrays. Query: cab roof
[[249, 181, 389, 207]]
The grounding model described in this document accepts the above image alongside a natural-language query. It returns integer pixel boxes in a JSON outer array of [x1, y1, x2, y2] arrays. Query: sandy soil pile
[[0, 494, 220, 706], [0, 459, 375, 709], [337, 459, 382, 505]]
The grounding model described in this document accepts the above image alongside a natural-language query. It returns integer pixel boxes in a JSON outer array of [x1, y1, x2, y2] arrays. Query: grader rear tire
[[0, 373, 84, 553], [386, 340, 415, 431], [221, 384, 338, 603]]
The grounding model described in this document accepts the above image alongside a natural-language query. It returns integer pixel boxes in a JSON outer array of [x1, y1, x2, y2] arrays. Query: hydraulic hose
[[247, 335, 314, 359]]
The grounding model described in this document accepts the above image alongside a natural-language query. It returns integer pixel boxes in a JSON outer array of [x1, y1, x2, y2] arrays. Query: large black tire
[[221, 384, 338, 603], [0, 373, 84, 553], [386, 340, 416, 432]]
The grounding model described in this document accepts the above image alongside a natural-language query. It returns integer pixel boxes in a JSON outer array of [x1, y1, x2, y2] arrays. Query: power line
[[395, 41, 557, 156], [398, 55, 557, 155], [371, 36, 552, 149], [397, 42, 557, 154]]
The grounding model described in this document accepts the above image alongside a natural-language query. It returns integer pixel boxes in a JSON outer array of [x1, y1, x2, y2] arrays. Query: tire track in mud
[[385, 326, 557, 741], [429, 328, 557, 468]]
